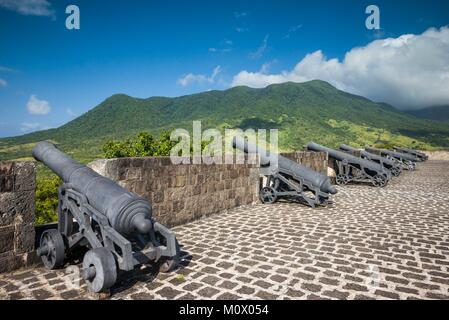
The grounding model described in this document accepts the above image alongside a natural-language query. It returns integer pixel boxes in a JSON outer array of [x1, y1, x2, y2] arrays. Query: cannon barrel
[[340, 144, 398, 167], [365, 147, 418, 162], [233, 137, 337, 195], [32, 141, 153, 236], [307, 142, 388, 173], [394, 146, 427, 160]]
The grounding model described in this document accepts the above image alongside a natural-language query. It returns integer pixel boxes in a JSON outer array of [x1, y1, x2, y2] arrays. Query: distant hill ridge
[[407, 105, 449, 120], [1, 80, 448, 162]]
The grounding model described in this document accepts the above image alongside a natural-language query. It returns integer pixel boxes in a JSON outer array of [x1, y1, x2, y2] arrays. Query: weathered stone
[[0, 225, 15, 254], [0, 162, 14, 192], [155, 286, 182, 299], [0, 253, 16, 273], [13, 162, 35, 192], [0, 191, 35, 226], [0, 174, 14, 192], [0, 161, 36, 274], [14, 222, 35, 254]]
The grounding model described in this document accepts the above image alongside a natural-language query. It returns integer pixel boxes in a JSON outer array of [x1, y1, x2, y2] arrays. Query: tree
[[102, 131, 177, 158]]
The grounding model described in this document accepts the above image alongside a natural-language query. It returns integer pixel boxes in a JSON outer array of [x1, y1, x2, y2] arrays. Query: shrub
[[103, 131, 177, 158], [35, 176, 61, 225]]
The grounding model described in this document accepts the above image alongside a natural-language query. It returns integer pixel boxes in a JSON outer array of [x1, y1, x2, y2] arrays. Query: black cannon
[[365, 147, 417, 171], [306, 142, 392, 187], [393, 146, 428, 161], [233, 137, 337, 207], [340, 144, 402, 177], [33, 141, 179, 293]]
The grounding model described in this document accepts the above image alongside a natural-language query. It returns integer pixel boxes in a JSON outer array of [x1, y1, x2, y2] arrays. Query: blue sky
[[1, 0, 449, 137]]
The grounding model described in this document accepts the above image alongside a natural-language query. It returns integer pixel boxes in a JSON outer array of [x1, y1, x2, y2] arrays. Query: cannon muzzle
[[365, 147, 418, 162], [394, 146, 427, 161]]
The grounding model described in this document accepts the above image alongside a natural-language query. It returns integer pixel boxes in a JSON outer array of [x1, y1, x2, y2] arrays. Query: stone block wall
[[89, 157, 260, 227], [0, 162, 36, 273], [280, 151, 328, 175], [424, 151, 449, 161]]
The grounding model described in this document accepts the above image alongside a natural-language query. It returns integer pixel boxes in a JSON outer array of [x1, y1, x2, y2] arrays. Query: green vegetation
[[35, 172, 60, 225], [407, 105, 449, 121], [1, 81, 448, 164], [103, 131, 176, 158], [102, 131, 211, 158]]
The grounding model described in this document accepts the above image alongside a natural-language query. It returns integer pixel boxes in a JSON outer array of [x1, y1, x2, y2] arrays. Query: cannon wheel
[[259, 187, 277, 204], [391, 166, 401, 177], [39, 229, 65, 269], [82, 248, 117, 293], [372, 174, 387, 187], [336, 174, 348, 185], [159, 258, 178, 273]]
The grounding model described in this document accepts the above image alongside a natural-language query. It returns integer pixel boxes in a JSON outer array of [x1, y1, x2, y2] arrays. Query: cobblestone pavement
[[1, 161, 449, 300]]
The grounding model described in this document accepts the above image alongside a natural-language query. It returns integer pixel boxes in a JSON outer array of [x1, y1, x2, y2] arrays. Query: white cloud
[[208, 47, 231, 53], [234, 11, 248, 18], [236, 27, 249, 33], [0, 65, 16, 72], [20, 122, 50, 133], [260, 60, 278, 74], [177, 66, 222, 87], [208, 39, 233, 54], [0, 78, 6, 87], [249, 34, 269, 60], [283, 24, 302, 39], [26, 94, 51, 115], [66, 108, 77, 117], [232, 26, 449, 110], [0, 0, 54, 17]]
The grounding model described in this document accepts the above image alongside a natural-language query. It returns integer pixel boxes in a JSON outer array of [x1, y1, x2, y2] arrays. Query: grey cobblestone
[[0, 161, 449, 300]]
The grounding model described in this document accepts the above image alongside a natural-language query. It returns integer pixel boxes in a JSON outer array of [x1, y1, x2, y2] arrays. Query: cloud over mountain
[[232, 27, 449, 110], [177, 66, 222, 87]]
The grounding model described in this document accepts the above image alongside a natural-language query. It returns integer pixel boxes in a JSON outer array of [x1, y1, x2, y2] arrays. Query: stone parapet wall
[[89, 157, 260, 227], [425, 151, 449, 161], [0, 162, 36, 273], [280, 151, 328, 175]]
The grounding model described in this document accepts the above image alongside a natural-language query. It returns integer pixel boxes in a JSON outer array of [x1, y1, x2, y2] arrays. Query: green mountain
[[1, 80, 448, 162], [407, 105, 449, 120]]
